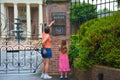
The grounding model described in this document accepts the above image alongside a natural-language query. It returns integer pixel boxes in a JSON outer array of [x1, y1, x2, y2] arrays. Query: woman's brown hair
[[60, 40, 67, 54]]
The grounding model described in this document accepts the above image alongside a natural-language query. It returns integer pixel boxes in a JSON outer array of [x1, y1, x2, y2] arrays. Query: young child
[[58, 40, 71, 79]]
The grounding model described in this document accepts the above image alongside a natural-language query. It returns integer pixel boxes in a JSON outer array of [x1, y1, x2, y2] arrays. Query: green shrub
[[69, 11, 120, 70], [69, 35, 80, 67]]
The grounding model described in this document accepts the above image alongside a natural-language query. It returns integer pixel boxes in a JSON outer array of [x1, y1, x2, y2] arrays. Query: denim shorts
[[41, 48, 52, 58]]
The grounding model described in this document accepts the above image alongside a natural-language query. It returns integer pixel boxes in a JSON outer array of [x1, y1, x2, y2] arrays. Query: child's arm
[[58, 45, 61, 51], [67, 43, 69, 53]]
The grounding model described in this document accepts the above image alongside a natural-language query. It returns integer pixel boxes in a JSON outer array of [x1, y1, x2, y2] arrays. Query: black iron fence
[[70, 0, 119, 34]]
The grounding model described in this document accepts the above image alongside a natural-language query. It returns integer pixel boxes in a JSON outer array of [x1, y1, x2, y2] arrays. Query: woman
[[40, 20, 55, 79]]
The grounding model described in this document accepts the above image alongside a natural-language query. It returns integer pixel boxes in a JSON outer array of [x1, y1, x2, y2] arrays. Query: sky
[[71, 0, 118, 11]]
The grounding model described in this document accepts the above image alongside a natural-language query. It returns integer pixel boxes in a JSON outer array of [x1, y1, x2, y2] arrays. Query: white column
[[14, 3, 18, 30], [38, 4, 43, 38], [1, 3, 7, 38], [26, 3, 31, 38]]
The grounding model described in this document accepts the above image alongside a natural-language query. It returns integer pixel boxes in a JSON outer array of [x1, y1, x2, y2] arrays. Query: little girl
[[58, 40, 71, 79]]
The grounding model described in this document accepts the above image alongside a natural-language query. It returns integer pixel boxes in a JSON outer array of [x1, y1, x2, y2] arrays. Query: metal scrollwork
[[0, 40, 42, 74]]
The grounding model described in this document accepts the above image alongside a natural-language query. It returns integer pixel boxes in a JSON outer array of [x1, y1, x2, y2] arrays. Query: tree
[[70, 2, 97, 27], [116, 0, 120, 7], [98, 8, 110, 14]]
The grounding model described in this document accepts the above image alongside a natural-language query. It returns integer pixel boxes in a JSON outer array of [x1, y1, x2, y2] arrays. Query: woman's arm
[[42, 34, 49, 54], [42, 34, 49, 46], [48, 20, 55, 27]]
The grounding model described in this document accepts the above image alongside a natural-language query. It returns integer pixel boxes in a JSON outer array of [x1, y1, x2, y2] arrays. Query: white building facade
[[0, 0, 43, 39]]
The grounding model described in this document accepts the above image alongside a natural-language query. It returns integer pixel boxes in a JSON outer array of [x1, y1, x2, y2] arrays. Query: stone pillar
[[26, 3, 31, 38], [1, 3, 7, 38], [14, 3, 18, 30], [38, 3, 43, 38]]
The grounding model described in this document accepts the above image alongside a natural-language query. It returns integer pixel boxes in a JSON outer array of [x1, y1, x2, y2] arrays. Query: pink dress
[[59, 52, 71, 72]]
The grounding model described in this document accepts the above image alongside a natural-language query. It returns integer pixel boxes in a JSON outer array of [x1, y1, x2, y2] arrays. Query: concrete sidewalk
[[0, 73, 76, 80], [0, 73, 58, 80]]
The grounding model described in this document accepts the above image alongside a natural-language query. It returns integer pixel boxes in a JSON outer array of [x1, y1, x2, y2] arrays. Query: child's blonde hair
[[60, 40, 67, 54]]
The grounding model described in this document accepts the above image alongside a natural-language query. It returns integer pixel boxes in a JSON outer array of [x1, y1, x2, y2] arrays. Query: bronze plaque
[[52, 12, 66, 36]]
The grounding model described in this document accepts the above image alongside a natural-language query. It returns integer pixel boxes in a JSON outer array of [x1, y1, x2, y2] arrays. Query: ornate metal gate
[[0, 38, 42, 74]]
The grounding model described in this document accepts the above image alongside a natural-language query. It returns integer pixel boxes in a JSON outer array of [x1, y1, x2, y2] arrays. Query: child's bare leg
[[60, 72, 63, 78], [65, 72, 68, 78]]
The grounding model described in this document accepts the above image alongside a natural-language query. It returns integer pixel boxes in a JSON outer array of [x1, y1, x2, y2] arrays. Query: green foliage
[[70, 2, 97, 25], [116, 0, 120, 7], [46, 0, 70, 3], [98, 8, 110, 14], [69, 35, 80, 66], [69, 11, 120, 70]]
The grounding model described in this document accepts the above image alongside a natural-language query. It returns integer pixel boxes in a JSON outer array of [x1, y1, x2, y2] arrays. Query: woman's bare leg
[[44, 58, 50, 73], [41, 59, 45, 73], [40, 59, 45, 78], [44, 58, 52, 78]]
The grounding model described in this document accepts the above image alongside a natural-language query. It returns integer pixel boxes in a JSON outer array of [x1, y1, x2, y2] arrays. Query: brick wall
[[73, 65, 120, 80], [43, 2, 70, 75]]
